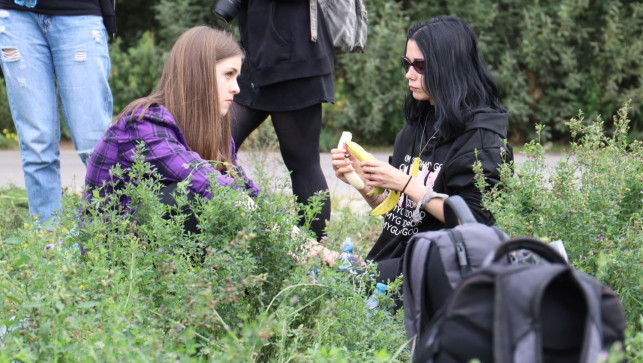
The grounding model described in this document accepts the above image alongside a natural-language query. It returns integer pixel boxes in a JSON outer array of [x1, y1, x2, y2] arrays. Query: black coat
[[237, 0, 334, 88]]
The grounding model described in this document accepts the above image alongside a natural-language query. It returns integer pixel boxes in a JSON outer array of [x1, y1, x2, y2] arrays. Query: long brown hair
[[118, 26, 244, 166]]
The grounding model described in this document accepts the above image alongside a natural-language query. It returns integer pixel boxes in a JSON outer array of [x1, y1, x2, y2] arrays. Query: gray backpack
[[310, 0, 368, 53], [403, 196, 507, 348], [403, 196, 626, 362], [414, 238, 626, 362]]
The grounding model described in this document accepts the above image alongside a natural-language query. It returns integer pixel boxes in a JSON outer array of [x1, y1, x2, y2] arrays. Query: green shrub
[[411, 0, 642, 143], [322, 0, 409, 149], [0, 80, 13, 136], [0, 147, 409, 361], [109, 31, 166, 116], [0, 185, 29, 238], [480, 101, 642, 359], [153, 0, 229, 48]]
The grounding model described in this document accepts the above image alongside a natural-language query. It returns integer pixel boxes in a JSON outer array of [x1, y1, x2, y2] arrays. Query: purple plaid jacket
[[84, 104, 259, 202]]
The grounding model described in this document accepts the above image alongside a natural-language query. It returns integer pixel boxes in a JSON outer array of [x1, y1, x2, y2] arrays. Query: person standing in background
[[0, 0, 114, 227], [216, 0, 335, 240]]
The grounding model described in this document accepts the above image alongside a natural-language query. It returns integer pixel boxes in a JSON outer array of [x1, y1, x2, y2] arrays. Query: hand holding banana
[[332, 132, 373, 190], [332, 132, 383, 194], [361, 157, 420, 216], [334, 132, 419, 216], [334, 132, 366, 190]]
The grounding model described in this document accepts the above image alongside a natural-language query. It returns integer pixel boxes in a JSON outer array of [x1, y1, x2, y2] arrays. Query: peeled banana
[[344, 140, 385, 196], [337, 132, 365, 190], [344, 140, 373, 162]]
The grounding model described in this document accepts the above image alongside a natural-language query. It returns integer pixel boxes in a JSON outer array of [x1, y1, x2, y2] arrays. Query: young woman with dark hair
[[331, 16, 513, 283]]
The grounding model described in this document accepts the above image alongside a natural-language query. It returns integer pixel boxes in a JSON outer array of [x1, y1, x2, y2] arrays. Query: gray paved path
[[0, 145, 561, 207]]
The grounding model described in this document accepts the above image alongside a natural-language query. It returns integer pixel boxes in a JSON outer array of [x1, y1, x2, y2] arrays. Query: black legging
[[230, 102, 331, 239]]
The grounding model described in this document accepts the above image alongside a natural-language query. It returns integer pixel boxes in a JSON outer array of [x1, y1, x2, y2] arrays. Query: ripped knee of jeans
[[74, 51, 87, 62], [1, 48, 20, 62]]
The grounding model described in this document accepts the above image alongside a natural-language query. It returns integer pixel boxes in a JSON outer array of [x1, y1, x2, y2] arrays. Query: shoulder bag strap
[[310, 0, 318, 42]]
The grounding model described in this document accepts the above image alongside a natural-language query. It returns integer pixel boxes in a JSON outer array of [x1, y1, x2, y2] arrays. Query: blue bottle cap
[[375, 282, 387, 293], [342, 237, 354, 253]]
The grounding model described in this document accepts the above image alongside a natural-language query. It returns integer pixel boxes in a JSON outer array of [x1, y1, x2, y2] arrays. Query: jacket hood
[[464, 111, 509, 138]]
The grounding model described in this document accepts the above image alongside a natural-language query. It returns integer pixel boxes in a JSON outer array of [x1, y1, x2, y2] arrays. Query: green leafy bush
[[479, 101, 642, 359], [0, 82, 13, 136], [0, 185, 29, 237], [109, 31, 166, 116], [411, 0, 642, 143], [0, 148, 409, 361], [322, 0, 409, 149]]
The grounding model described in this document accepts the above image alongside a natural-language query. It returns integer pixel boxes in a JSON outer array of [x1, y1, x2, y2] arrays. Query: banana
[[410, 157, 420, 176], [344, 140, 374, 162], [337, 132, 365, 190], [345, 140, 385, 196], [370, 190, 400, 216], [370, 157, 422, 216], [345, 138, 400, 216]]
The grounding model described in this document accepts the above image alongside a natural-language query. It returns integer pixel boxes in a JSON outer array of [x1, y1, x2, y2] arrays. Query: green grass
[[0, 102, 640, 361]]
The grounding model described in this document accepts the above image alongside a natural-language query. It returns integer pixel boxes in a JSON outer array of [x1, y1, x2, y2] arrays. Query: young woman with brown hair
[[84, 26, 259, 221], [84, 25, 338, 265]]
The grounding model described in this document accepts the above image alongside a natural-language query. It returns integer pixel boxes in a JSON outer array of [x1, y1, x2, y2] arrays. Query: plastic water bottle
[[366, 282, 387, 314], [309, 267, 319, 284], [338, 237, 357, 271]]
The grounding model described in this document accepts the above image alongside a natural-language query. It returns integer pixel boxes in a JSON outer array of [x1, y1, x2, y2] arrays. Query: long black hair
[[403, 16, 506, 139]]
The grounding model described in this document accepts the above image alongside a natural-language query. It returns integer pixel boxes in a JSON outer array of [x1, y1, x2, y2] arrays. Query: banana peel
[[370, 157, 421, 217], [370, 190, 400, 216], [410, 156, 420, 176]]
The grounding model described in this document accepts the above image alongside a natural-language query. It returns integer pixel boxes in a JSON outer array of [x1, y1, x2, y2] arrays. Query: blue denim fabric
[[0, 9, 112, 226]]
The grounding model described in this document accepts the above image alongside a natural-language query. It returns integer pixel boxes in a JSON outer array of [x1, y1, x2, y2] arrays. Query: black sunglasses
[[401, 56, 425, 74]]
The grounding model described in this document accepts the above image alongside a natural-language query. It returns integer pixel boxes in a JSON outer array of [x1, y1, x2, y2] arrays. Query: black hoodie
[[366, 111, 513, 279]]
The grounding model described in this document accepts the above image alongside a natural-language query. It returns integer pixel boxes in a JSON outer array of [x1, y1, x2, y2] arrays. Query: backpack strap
[[402, 235, 434, 345], [574, 272, 605, 363], [309, 0, 319, 42], [444, 195, 476, 228], [492, 238, 568, 264]]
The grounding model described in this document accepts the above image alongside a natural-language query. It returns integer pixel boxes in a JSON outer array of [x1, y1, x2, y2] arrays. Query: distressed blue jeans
[[0, 9, 112, 226]]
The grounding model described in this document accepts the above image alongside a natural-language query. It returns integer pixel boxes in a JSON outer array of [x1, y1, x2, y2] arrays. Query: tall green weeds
[[1, 103, 641, 360], [479, 101, 642, 359], [0, 148, 408, 361]]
